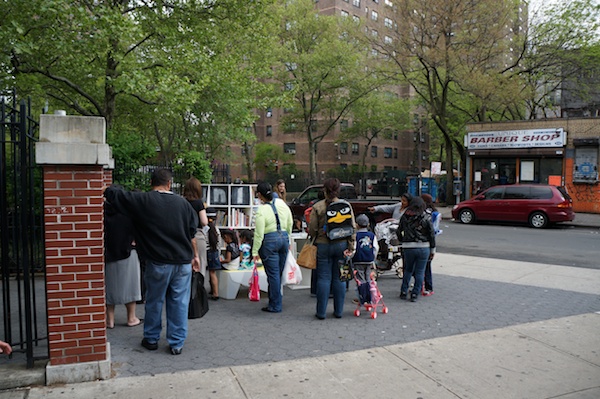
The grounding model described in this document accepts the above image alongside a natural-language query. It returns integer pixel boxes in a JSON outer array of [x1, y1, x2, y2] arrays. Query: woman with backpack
[[398, 196, 436, 302], [308, 178, 356, 320]]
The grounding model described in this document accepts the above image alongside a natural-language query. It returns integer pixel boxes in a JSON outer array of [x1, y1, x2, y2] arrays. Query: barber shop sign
[[467, 128, 566, 150]]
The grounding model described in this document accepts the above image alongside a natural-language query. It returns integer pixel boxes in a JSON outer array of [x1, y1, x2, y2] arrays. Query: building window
[[394, 148, 398, 159], [341, 10, 349, 17], [352, 143, 359, 155], [352, 0, 360, 6], [266, 107, 272, 118], [371, 10, 378, 21], [284, 143, 296, 155], [384, 147, 392, 158], [384, 17, 393, 28], [266, 125, 272, 136], [284, 82, 294, 91], [371, 146, 378, 157], [340, 119, 349, 130], [371, 29, 378, 37], [385, 0, 393, 6], [340, 142, 348, 154], [353, 15, 360, 23], [384, 35, 392, 44]]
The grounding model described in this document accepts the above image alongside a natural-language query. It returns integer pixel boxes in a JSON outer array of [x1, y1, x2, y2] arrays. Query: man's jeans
[[258, 230, 289, 312], [143, 261, 192, 349]]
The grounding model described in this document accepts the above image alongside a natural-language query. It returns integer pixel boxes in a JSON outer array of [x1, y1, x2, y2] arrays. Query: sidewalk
[[1, 252, 599, 399]]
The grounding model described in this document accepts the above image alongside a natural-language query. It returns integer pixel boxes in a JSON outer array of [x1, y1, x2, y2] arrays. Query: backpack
[[324, 200, 354, 240]]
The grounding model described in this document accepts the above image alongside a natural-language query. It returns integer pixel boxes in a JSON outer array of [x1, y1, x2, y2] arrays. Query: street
[[437, 220, 600, 270]]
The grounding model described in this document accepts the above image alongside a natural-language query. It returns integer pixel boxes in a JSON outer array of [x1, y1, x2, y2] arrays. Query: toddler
[[352, 214, 379, 305], [220, 229, 240, 270], [238, 230, 254, 270]]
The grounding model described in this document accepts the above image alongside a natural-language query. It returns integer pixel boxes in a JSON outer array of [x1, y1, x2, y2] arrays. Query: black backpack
[[324, 200, 354, 240]]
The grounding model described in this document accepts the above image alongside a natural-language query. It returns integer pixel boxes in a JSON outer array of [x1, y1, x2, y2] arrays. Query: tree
[[340, 90, 412, 194], [376, 0, 521, 204], [272, 0, 383, 183], [510, 0, 600, 119], [1, 0, 276, 173], [253, 142, 288, 181]]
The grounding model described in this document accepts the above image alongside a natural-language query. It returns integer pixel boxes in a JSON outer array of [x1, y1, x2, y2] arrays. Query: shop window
[[572, 139, 599, 183]]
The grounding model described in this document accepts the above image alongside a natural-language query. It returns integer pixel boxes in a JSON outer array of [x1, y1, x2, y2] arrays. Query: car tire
[[458, 209, 475, 224], [529, 211, 548, 228]]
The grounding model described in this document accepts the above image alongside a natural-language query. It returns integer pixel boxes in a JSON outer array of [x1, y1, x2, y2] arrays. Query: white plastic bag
[[283, 250, 303, 285]]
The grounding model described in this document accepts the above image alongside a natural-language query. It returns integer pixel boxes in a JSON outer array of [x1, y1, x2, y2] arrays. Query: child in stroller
[[373, 218, 403, 278], [352, 215, 388, 318]]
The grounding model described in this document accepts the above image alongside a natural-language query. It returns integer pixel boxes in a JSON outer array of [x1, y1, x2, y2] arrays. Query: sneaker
[[422, 290, 434, 297], [399, 292, 407, 300], [352, 298, 359, 305], [170, 347, 183, 355], [410, 293, 418, 302], [141, 338, 158, 351]]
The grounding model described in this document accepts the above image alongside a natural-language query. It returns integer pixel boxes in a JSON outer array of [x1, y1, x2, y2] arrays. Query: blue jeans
[[316, 241, 347, 318], [401, 247, 430, 298], [143, 261, 192, 349], [258, 231, 289, 312]]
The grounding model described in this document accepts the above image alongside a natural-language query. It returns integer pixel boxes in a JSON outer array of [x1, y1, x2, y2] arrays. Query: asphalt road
[[436, 220, 600, 270]]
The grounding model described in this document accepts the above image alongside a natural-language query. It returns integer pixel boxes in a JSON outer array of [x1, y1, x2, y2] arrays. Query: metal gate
[[0, 92, 47, 368]]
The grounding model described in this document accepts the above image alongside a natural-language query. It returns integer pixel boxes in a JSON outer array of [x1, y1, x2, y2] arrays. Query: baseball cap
[[356, 214, 369, 227]]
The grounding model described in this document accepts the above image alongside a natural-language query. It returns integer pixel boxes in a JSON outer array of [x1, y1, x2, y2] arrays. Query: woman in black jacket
[[398, 196, 436, 302]]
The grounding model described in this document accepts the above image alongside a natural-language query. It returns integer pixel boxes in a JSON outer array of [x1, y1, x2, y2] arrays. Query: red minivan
[[452, 184, 575, 228]]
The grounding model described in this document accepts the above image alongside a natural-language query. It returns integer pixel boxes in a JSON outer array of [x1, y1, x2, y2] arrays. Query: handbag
[[297, 237, 317, 270], [338, 256, 353, 282], [188, 272, 209, 319], [248, 265, 261, 301], [283, 250, 303, 285]]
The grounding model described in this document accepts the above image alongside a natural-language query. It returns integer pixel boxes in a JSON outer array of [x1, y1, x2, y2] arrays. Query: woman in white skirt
[[104, 201, 142, 328]]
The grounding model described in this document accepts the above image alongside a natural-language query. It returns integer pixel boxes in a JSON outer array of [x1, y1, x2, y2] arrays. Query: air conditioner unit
[[287, 149, 296, 154]]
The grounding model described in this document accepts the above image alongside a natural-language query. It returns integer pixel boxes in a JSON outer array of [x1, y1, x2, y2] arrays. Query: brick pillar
[[36, 113, 113, 385]]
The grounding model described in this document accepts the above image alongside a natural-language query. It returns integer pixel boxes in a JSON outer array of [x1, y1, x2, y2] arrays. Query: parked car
[[451, 184, 575, 228], [289, 183, 396, 224]]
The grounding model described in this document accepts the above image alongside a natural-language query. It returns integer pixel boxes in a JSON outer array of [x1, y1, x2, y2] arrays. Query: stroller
[[352, 262, 388, 319], [373, 218, 403, 279]]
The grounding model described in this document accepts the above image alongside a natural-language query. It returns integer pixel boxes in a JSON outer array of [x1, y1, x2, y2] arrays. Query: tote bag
[[188, 272, 209, 319], [297, 238, 317, 270]]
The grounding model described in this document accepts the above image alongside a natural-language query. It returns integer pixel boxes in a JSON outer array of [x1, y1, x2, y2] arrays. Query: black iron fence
[[0, 92, 47, 368]]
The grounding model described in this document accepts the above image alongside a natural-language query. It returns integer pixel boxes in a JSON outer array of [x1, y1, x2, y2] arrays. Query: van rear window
[[530, 187, 553, 199]]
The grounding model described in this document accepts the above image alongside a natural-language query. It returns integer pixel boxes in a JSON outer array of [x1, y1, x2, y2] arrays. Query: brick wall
[[43, 165, 107, 365]]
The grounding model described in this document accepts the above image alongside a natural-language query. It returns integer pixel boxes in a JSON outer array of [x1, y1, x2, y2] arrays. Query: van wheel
[[529, 212, 548, 228], [458, 209, 475, 224]]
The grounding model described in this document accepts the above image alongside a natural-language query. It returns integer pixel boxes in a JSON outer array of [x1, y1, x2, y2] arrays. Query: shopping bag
[[188, 272, 209, 319], [283, 250, 303, 285], [248, 265, 261, 301], [338, 257, 353, 282], [297, 238, 317, 269]]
